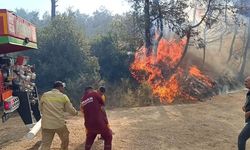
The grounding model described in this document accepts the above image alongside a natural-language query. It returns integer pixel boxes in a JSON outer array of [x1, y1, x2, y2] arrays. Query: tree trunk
[[162, 29, 191, 80], [153, 0, 163, 56], [171, 29, 192, 72], [144, 0, 152, 56], [202, 26, 207, 65], [171, 0, 211, 71], [239, 24, 248, 65], [202, 47, 206, 65], [218, 33, 223, 52], [227, 25, 238, 63], [242, 24, 247, 52], [192, 0, 197, 24], [239, 18, 250, 79], [218, 0, 229, 52], [51, 0, 57, 19]]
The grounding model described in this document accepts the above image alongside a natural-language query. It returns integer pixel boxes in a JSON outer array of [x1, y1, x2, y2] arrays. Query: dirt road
[[0, 90, 249, 150]]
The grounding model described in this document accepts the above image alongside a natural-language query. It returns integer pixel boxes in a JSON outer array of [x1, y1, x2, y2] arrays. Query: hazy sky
[[0, 0, 131, 15]]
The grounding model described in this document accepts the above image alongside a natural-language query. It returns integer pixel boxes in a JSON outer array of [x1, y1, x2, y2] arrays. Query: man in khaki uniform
[[39, 81, 78, 150]]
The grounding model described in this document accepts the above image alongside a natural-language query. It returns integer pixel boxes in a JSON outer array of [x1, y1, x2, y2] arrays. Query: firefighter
[[81, 86, 112, 150], [97, 86, 111, 140], [97, 86, 107, 122], [98, 86, 106, 102], [39, 81, 78, 150]]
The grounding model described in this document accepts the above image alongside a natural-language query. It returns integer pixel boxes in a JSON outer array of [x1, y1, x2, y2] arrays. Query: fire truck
[[0, 9, 41, 126]]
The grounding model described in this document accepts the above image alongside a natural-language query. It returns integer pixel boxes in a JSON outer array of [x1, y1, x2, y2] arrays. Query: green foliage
[[105, 79, 160, 108], [14, 8, 50, 27], [15, 8, 40, 25], [110, 14, 143, 52], [90, 35, 131, 82], [128, 0, 189, 37], [65, 74, 100, 107], [15, 8, 164, 108], [74, 8, 114, 38], [24, 13, 100, 98], [87, 8, 113, 36]]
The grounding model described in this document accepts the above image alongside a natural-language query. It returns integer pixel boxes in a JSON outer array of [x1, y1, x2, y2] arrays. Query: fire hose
[[25, 119, 41, 140]]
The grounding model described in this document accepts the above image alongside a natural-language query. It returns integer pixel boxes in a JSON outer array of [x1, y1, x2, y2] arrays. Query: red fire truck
[[0, 9, 41, 125]]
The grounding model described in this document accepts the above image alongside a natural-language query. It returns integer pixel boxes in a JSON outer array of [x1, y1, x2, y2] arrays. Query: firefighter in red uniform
[[80, 86, 112, 150]]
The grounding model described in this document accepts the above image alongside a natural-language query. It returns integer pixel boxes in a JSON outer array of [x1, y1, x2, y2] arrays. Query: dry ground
[[0, 90, 250, 150]]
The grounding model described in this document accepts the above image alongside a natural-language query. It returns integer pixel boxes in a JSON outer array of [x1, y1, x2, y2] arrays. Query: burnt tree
[[144, 0, 152, 56]]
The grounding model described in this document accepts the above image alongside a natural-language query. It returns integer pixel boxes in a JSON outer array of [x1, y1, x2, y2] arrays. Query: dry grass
[[1, 90, 250, 150]]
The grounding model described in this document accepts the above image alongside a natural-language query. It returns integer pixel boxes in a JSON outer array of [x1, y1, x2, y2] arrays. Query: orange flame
[[151, 73, 181, 103], [130, 37, 214, 103], [189, 66, 213, 87], [130, 39, 186, 103]]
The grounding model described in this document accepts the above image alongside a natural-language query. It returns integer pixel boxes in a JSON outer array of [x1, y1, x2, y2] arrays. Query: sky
[[0, 0, 131, 16]]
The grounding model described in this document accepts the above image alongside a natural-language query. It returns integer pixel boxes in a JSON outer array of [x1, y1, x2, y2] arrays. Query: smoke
[[162, 19, 247, 94], [235, 0, 250, 17], [187, 26, 247, 93]]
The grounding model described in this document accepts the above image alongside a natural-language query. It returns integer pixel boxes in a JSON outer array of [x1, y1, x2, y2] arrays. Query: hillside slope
[[0, 90, 249, 150]]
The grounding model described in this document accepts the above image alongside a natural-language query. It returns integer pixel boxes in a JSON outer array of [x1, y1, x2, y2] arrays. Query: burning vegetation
[[130, 38, 217, 103]]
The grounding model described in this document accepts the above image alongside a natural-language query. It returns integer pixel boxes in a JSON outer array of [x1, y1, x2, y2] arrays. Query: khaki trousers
[[39, 125, 69, 150]]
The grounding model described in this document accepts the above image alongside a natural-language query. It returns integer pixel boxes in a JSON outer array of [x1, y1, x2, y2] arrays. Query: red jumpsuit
[[81, 91, 112, 150]]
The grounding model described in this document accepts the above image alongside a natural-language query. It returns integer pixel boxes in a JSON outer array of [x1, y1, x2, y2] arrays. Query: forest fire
[[130, 38, 215, 103]]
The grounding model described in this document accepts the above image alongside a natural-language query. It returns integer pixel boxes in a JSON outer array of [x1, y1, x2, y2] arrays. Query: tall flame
[[130, 38, 214, 103]]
